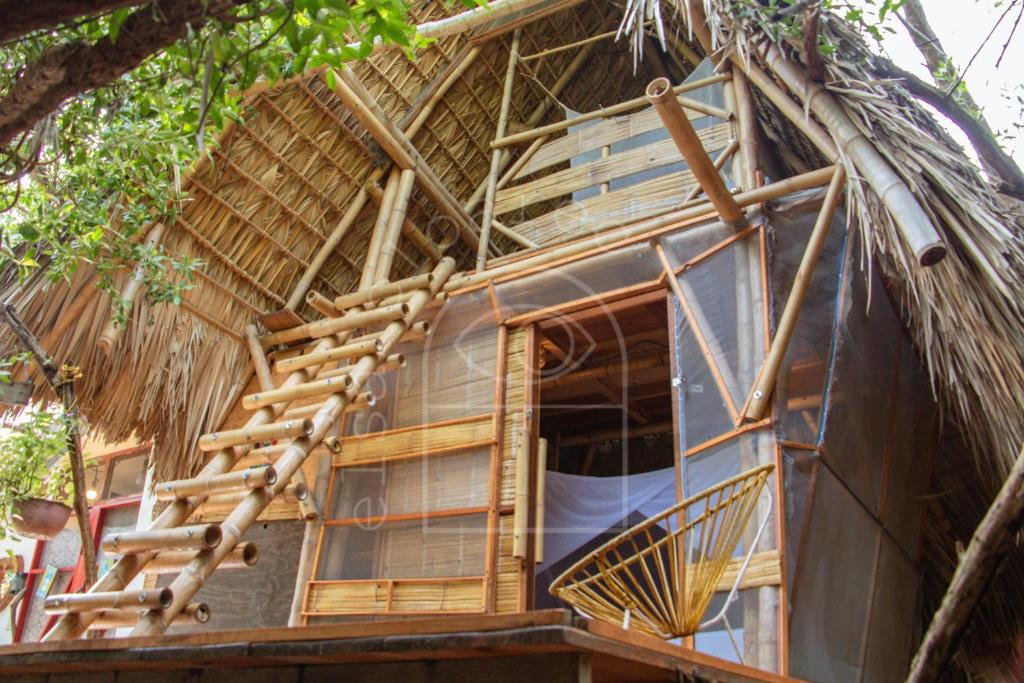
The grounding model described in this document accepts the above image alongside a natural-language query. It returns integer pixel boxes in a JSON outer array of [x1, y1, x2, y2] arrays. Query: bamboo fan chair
[[549, 463, 774, 649]]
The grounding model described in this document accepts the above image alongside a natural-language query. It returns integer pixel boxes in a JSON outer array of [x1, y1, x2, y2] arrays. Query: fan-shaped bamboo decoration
[[549, 463, 774, 639]]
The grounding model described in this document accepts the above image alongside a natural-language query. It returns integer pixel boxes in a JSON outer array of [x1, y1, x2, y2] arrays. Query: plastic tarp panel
[[862, 534, 921, 682]]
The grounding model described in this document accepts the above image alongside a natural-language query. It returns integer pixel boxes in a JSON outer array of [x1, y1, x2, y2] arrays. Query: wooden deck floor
[[0, 610, 802, 683]]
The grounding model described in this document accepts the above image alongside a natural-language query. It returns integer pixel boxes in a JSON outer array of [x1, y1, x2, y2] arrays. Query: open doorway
[[532, 290, 676, 608]]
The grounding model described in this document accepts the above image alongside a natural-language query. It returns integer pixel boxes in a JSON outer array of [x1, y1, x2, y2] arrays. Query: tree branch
[[0, 0, 241, 147], [874, 58, 1024, 201], [0, 0, 149, 45]]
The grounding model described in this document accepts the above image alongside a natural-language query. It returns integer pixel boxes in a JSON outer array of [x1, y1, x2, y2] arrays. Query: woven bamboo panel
[[377, 514, 488, 579], [495, 513, 521, 613], [334, 414, 493, 466], [305, 578, 484, 615]]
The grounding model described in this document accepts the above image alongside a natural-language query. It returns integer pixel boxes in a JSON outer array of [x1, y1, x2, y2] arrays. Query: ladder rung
[[204, 483, 307, 509], [45, 588, 172, 614], [260, 302, 408, 347], [317, 354, 405, 381], [346, 321, 430, 348], [243, 376, 353, 412], [281, 392, 373, 420], [89, 602, 210, 630], [378, 289, 448, 309], [144, 543, 258, 575], [305, 290, 338, 317], [333, 272, 434, 311], [155, 466, 277, 501], [275, 338, 383, 375], [102, 524, 221, 554], [245, 435, 340, 463], [199, 418, 313, 452]]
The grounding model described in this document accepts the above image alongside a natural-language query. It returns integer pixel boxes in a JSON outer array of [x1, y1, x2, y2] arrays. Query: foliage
[[0, 407, 75, 540], [0, 1, 477, 325]]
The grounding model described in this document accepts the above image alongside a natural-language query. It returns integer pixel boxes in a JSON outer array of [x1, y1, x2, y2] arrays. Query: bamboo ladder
[[42, 259, 457, 639]]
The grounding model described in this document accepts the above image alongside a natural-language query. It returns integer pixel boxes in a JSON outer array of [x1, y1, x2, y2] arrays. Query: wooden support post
[[97, 222, 166, 355], [478, 28, 522, 272], [286, 191, 369, 311], [331, 69, 480, 250], [377, 168, 418, 282], [129, 258, 456, 636], [647, 77, 745, 226], [744, 167, 845, 421], [0, 303, 97, 589]]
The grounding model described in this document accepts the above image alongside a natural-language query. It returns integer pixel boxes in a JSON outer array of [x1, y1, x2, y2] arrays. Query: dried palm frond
[[618, 0, 668, 72]]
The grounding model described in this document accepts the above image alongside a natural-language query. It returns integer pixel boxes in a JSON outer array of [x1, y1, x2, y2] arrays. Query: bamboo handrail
[[478, 28, 522, 272], [744, 166, 846, 421], [647, 78, 745, 227], [129, 257, 456, 636], [491, 74, 732, 149]]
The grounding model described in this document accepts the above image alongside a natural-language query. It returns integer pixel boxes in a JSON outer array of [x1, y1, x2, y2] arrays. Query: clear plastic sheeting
[[767, 191, 849, 445], [316, 513, 488, 581], [495, 241, 662, 315]]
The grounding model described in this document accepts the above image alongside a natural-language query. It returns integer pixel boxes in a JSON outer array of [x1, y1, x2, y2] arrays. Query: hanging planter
[[11, 497, 72, 539]]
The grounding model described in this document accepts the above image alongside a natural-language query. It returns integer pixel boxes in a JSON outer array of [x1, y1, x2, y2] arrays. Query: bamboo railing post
[[647, 77, 745, 227], [129, 258, 456, 636], [744, 167, 846, 421], [478, 28, 522, 272], [98, 222, 166, 355]]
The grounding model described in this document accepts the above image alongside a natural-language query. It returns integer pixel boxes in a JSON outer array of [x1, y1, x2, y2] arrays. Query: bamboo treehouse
[[2, 2, 1023, 682]]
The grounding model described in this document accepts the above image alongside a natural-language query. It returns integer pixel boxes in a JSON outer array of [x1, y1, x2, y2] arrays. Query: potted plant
[[0, 407, 74, 540]]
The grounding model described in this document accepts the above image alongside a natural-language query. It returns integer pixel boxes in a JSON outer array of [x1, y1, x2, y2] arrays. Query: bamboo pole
[[280, 392, 373, 420], [376, 168, 418, 283], [288, 426, 333, 626], [154, 466, 277, 502], [245, 323, 316, 520], [491, 74, 732, 149], [144, 543, 258, 575], [260, 302, 408, 347], [305, 290, 338, 318], [405, 46, 482, 138], [331, 69, 480, 250], [130, 258, 456, 636], [335, 272, 434, 310], [360, 172, 401, 291], [756, 42, 945, 265], [732, 69, 760, 191], [97, 222, 166, 355], [275, 338, 383, 375], [45, 588, 172, 614], [491, 220, 538, 249], [317, 354, 405, 381], [90, 602, 209, 629], [648, 77, 745, 226], [512, 423, 531, 559], [521, 24, 648, 62], [560, 421, 674, 448], [244, 376, 353, 411], [478, 28, 522, 272], [744, 167, 845, 421], [202, 482, 309, 510], [198, 419, 313, 452], [101, 524, 222, 554], [445, 166, 836, 291], [535, 438, 548, 564], [44, 309, 366, 641]]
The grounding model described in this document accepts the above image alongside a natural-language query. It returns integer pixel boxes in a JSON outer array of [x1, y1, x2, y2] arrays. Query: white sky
[[858, 0, 1024, 164]]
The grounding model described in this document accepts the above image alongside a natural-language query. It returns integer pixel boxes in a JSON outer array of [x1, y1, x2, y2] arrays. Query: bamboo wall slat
[[495, 513, 520, 613]]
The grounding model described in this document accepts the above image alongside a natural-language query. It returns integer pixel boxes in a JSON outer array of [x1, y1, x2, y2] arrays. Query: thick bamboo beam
[[45, 588, 172, 615], [154, 466, 278, 502], [908, 442, 1024, 682], [756, 43, 945, 265], [647, 77, 745, 226], [198, 419, 313, 452], [101, 524, 222, 554], [90, 603, 209, 630], [331, 69, 480, 250], [285, 190, 369, 311], [560, 420, 674, 448], [478, 28, 522, 272], [144, 543, 258, 575], [97, 222, 166, 355], [44, 310, 365, 641], [130, 258, 456, 636], [491, 74, 732, 149], [445, 166, 836, 291], [260, 302, 408, 347], [334, 272, 434, 310], [377, 168, 418, 282], [744, 167, 845, 421]]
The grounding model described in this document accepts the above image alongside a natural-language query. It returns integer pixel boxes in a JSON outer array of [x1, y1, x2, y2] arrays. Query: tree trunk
[[1, 303, 98, 589]]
